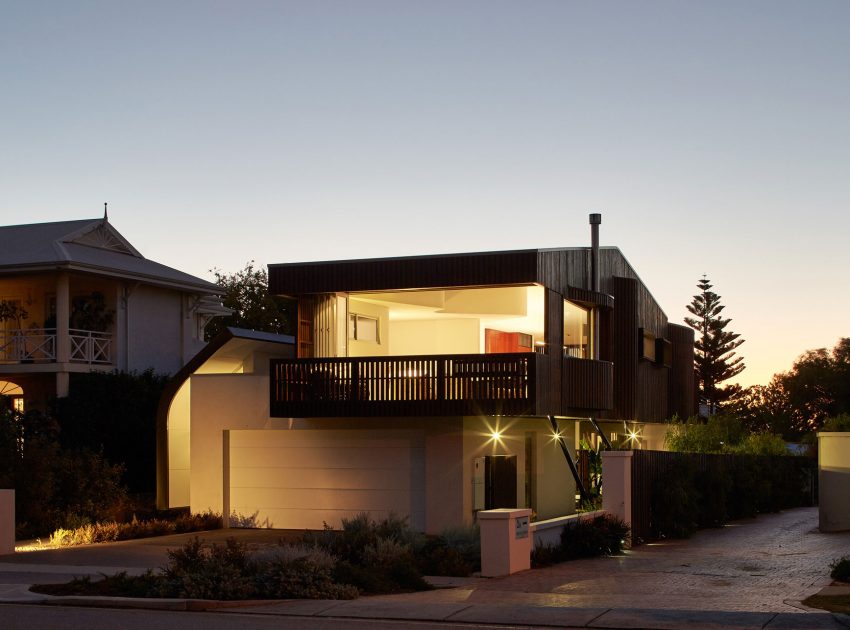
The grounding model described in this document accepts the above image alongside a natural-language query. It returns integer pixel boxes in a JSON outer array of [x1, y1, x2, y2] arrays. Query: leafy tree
[[728, 378, 794, 438], [685, 276, 745, 415], [205, 262, 295, 340], [778, 338, 850, 434], [729, 338, 850, 439]]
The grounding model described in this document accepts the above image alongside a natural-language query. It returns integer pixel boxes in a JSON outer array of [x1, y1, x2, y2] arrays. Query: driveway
[[372, 506, 849, 614]]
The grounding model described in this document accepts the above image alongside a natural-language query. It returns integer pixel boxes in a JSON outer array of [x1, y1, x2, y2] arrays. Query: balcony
[[0, 329, 113, 365], [271, 353, 541, 418], [270, 352, 615, 418]]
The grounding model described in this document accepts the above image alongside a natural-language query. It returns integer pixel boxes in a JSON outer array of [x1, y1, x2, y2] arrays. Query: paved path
[[365, 506, 850, 613], [1, 507, 849, 629]]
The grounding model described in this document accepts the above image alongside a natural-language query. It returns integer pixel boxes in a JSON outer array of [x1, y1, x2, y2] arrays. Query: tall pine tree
[[685, 275, 745, 416]]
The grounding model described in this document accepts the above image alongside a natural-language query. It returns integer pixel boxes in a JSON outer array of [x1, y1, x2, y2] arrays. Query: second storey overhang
[[268, 248, 614, 308]]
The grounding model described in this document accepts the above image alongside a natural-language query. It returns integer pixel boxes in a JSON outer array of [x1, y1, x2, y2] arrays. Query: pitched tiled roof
[[0, 218, 221, 293]]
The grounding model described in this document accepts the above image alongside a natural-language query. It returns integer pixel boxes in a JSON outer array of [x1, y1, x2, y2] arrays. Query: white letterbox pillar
[[478, 508, 532, 577], [0, 490, 14, 555]]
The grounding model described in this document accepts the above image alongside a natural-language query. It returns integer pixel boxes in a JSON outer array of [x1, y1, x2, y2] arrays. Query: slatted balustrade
[[271, 353, 537, 417]]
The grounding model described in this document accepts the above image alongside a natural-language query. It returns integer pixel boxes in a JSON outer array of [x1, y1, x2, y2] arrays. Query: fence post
[[602, 451, 633, 528], [0, 489, 14, 555], [818, 432, 850, 532]]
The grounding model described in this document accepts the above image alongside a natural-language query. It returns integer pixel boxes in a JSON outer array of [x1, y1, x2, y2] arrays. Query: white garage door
[[227, 429, 425, 530]]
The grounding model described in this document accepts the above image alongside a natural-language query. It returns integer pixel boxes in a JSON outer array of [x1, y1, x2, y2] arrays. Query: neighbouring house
[[158, 215, 695, 533], [0, 216, 229, 411]]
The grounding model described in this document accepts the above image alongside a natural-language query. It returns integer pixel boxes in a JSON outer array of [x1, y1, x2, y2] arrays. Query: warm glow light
[[626, 428, 641, 444], [490, 430, 502, 441]]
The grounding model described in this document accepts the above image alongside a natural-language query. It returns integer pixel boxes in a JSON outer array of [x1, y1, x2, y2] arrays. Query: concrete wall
[[819, 432, 850, 532]]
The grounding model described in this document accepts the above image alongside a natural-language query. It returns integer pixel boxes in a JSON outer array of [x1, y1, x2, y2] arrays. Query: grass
[[802, 593, 850, 614]]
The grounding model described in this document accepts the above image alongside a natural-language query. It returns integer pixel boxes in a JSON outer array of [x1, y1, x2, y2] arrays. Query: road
[[0, 604, 544, 630]]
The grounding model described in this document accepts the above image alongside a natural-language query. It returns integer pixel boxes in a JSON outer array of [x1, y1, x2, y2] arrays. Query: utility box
[[0, 490, 14, 555], [478, 508, 532, 577], [818, 432, 850, 532]]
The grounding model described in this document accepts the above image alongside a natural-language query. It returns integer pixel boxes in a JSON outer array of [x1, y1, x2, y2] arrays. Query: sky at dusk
[[2, 0, 848, 388]]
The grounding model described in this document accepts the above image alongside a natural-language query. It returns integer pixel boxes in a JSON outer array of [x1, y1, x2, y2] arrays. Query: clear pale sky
[[2, 1, 848, 388]]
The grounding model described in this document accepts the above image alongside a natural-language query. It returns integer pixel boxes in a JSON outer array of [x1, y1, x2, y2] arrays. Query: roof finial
[[103, 202, 108, 221]]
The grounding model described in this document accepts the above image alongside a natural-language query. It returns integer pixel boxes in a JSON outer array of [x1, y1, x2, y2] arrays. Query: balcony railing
[[271, 353, 538, 418], [69, 329, 113, 364], [0, 329, 112, 365]]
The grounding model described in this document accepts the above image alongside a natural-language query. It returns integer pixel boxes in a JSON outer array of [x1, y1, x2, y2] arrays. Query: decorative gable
[[66, 222, 140, 256]]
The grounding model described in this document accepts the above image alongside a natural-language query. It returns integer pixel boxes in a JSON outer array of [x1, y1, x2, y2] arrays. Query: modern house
[[0, 216, 229, 411], [159, 215, 695, 533]]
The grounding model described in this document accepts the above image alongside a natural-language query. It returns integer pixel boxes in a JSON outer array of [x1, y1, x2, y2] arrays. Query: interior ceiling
[[354, 285, 543, 321]]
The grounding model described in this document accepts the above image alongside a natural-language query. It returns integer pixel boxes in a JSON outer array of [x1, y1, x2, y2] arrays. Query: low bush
[[532, 514, 629, 567], [831, 556, 850, 582], [416, 523, 481, 577], [47, 511, 223, 547]]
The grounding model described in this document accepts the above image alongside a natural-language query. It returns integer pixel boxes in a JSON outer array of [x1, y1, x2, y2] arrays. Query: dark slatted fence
[[628, 449, 817, 545]]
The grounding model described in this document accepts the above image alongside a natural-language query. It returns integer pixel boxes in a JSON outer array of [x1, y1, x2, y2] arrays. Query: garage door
[[227, 429, 425, 530]]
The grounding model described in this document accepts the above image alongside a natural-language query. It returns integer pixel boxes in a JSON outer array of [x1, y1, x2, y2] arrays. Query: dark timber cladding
[[269, 250, 540, 295]]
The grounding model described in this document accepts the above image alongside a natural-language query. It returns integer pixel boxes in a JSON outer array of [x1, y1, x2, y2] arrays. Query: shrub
[[304, 512, 433, 592], [415, 523, 481, 577], [531, 514, 629, 567], [255, 547, 357, 599], [831, 557, 850, 582], [823, 414, 850, 432], [163, 537, 254, 600]]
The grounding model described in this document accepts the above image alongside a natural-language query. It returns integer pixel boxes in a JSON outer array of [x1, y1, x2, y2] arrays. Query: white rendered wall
[[819, 432, 850, 532], [189, 374, 271, 516], [167, 380, 191, 507]]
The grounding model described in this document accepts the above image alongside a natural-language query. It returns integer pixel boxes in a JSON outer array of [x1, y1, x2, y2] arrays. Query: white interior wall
[[389, 318, 480, 355], [348, 298, 389, 357]]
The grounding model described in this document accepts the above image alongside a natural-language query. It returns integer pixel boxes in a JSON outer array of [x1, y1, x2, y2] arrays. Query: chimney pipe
[[589, 213, 601, 292], [589, 213, 601, 361]]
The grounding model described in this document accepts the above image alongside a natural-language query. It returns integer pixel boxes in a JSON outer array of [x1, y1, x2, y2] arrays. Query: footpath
[[1, 507, 849, 629]]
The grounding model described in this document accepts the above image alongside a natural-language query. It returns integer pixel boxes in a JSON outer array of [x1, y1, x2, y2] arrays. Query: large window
[[563, 300, 592, 359]]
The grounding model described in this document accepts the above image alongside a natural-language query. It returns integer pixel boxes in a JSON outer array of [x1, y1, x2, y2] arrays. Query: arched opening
[[0, 380, 24, 412]]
